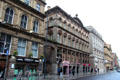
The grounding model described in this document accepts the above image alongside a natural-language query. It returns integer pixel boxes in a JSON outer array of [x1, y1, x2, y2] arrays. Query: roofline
[[45, 6, 89, 32]]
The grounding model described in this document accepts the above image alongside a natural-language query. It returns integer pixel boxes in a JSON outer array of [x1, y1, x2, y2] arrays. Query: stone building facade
[[104, 43, 114, 71], [86, 26, 105, 73], [45, 6, 90, 75], [113, 53, 119, 68], [0, 0, 46, 78]]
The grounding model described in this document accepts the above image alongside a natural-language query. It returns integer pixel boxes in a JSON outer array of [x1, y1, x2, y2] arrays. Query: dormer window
[[36, 3, 40, 12]]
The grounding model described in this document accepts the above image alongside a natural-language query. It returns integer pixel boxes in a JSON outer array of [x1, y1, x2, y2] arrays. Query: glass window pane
[[33, 20, 38, 33], [4, 8, 13, 24], [36, 4, 40, 12], [18, 38, 26, 56], [20, 15, 27, 29], [32, 42, 38, 58], [6, 35, 11, 43], [0, 33, 11, 54], [0, 42, 4, 53]]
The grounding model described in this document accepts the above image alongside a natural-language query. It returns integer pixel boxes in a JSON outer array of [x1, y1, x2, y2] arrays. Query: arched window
[[4, 8, 14, 24], [36, 3, 40, 12], [57, 34, 61, 43], [24, 0, 30, 5], [33, 20, 39, 33], [20, 15, 28, 29]]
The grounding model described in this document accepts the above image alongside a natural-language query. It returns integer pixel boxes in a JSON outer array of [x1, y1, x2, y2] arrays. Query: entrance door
[[63, 66, 67, 75], [0, 61, 5, 78]]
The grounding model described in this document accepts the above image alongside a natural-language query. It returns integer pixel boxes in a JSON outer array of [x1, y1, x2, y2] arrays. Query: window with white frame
[[0, 33, 11, 54], [33, 20, 39, 33], [17, 38, 26, 56], [32, 42, 38, 58], [20, 15, 28, 29], [24, 0, 30, 5], [4, 8, 14, 24], [36, 3, 40, 12]]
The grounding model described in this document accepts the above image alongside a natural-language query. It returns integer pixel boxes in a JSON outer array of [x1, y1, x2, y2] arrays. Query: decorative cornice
[[45, 6, 89, 32], [6, 0, 46, 19], [49, 25, 89, 43], [0, 22, 44, 40]]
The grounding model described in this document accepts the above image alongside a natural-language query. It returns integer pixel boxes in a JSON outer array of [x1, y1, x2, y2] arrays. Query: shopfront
[[0, 60, 6, 78], [62, 61, 70, 75], [12, 57, 40, 79]]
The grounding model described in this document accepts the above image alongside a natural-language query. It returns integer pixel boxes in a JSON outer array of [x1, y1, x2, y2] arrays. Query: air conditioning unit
[[29, 30, 33, 33]]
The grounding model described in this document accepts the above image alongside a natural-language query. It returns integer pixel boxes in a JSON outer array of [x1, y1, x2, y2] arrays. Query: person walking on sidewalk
[[91, 68, 93, 73], [72, 68, 75, 76], [60, 67, 63, 80], [98, 68, 99, 74]]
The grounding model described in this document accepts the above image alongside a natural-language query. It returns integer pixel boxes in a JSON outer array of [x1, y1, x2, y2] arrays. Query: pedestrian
[[98, 68, 99, 74], [60, 68, 63, 80], [57, 67, 60, 76], [91, 68, 93, 73], [72, 68, 75, 76]]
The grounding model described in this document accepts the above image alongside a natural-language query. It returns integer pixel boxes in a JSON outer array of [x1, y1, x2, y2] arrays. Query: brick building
[[0, 0, 46, 78]]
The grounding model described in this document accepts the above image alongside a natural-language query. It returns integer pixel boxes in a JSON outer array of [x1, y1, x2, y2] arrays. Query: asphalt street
[[77, 71, 120, 80]]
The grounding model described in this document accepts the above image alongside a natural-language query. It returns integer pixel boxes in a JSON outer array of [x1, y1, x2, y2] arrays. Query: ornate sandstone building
[[0, 0, 46, 78], [45, 6, 90, 75]]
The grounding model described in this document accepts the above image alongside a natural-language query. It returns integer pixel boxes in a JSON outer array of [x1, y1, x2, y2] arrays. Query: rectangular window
[[32, 42, 38, 58], [72, 41, 74, 47], [33, 20, 39, 33], [17, 38, 26, 56], [0, 33, 11, 54], [57, 34, 61, 43], [68, 39, 71, 46], [36, 4, 40, 12], [63, 37, 66, 44]]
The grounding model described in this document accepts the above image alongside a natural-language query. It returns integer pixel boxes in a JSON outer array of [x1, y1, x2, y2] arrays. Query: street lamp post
[[38, 58, 42, 80], [3, 48, 9, 80]]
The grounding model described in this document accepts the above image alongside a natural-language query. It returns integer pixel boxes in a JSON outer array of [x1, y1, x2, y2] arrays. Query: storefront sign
[[16, 58, 24, 61], [88, 64, 91, 66], [62, 61, 70, 66], [83, 64, 86, 66], [35, 60, 39, 62], [16, 58, 39, 63], [24, 58, 33, 62]]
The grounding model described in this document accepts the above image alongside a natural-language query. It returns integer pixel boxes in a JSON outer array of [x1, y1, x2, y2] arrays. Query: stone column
[[0, 0, 4, 22], [52, 47, 57, 75]]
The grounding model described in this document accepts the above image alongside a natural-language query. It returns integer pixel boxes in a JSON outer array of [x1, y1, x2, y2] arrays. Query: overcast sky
[[46, 0, 120, 59]]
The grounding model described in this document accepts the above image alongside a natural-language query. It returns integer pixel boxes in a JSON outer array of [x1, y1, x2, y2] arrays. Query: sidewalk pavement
[[6, 72, 106, 80]]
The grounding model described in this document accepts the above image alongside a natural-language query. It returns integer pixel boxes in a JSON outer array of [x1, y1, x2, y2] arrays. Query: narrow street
[[77, 71, 120, 80]]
